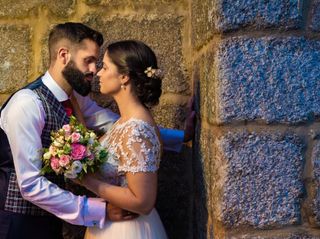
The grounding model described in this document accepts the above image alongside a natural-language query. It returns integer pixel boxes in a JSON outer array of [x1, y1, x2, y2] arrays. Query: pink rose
[[71, 144, 86, 160], [62, 124, 71, 135], [71, 132, 81, 143], [50, 157, 61, 173], [59, 155, 71, 167]]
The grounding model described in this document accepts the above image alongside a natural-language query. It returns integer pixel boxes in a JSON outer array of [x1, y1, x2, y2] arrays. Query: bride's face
[[97, 53, 123, 95]]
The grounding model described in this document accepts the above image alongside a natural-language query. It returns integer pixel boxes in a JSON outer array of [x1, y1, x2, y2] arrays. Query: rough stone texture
[[309, 140, 320, 226], [193, 126, 215, 239], [0, 0, 43, 17], [216, 37, 320, 124], [191, 0, 215, 49], [83, 14, 190, 95], [47, 0, 76, 18], [216, 132, 304, 228], [214, 0, 303, 32], [84, 0, 185, 9], [0, 25, 31, 93], [39, 26, 52, 74], [230, 230, 320, 239], [0, 0, 75, 18], [309, 0, 320, 32], [0, 94, 10, 106], [156, 147, 193, 239], [194, 49, 216, 124], [151, 102, 187, 130], [191, 0, 303, 48]]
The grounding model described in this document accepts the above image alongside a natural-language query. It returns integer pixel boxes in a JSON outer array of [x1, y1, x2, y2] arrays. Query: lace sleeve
[[117, 120, 161, 173]]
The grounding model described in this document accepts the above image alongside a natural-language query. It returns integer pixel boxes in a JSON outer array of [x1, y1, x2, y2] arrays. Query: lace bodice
[[98, 118, 161, 186]]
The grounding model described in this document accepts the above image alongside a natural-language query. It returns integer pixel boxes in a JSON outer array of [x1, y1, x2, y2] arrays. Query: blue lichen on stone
[[215, 0, 302, 31], [218, 131, 304, 228], [216, 36, 320, 124]]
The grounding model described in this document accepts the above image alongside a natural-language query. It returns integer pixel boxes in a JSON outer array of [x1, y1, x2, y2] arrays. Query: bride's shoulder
[[127, 111, 156, 128]]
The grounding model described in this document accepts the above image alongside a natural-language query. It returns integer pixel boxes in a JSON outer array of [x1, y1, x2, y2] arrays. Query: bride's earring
[[121, 84, 126, 90]]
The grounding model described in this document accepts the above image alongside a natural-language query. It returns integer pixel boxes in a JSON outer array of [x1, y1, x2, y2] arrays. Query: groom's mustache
[[84, 72, 94, 79]]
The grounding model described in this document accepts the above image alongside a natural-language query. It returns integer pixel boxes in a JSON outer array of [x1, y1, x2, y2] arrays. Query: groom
[[0, 22, 190, 239]]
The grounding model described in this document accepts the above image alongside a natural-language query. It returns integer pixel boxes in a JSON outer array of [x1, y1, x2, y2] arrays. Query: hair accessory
[[144, 66, 163, 79]]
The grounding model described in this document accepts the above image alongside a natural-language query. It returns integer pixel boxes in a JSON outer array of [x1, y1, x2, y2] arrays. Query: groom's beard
[[62, 60, 93, 96]]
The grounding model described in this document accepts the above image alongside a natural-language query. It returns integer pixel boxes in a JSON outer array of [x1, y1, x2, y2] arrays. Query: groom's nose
[[88, 62, 97, 74]]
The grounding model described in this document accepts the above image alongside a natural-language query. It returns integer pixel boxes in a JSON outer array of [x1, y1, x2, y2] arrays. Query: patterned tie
[[61, 99, 73, 117]]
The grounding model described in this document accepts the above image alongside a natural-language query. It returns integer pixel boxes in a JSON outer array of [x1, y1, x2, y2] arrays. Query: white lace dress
[[85, 118, 168, 239]]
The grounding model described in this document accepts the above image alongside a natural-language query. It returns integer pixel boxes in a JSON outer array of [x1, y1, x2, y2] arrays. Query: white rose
[[89, 132, 96, 139], [71, 160, 83, 174], [53, 140, 63, 147], [64, 170, 77, 179], [43, 152, 52, 160]]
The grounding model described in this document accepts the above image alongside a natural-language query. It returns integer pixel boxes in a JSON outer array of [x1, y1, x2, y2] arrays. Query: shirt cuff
[[83, 197, 106, 228]]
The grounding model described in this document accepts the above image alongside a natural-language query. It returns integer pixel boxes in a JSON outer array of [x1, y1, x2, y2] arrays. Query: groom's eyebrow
[[84, 56, 97, 63]]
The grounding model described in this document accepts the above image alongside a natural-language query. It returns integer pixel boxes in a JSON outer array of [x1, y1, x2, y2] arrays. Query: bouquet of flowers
[[41, 116, 107, 179]]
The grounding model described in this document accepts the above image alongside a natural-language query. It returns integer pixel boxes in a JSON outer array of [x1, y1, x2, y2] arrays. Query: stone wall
[[0, 1, 193, 239], [2, 0, 320, 239], [192, 0, 320, 238]]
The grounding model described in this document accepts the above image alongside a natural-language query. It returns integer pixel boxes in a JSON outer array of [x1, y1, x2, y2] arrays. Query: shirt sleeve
[[159, 127, 184, 152], [74, 92, 119, 133], [0, 90, 105, 228]]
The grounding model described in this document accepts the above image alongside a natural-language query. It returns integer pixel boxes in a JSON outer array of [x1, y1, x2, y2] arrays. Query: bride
[[76, 40, 167, 239]]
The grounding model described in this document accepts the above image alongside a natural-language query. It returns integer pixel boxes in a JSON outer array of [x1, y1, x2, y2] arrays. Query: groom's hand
[[106, 203, 139, 221], [183, 96, 196, 143]]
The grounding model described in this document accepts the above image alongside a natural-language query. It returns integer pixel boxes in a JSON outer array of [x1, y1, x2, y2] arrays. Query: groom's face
[[62, 60, 93, 96], [62, 39, 99, 96]]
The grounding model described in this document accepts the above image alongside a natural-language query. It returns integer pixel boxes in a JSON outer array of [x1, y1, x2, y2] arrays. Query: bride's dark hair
[[106, 40, 162, 107]]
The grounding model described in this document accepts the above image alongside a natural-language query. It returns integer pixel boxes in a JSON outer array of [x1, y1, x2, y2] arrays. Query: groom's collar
[[42, 71, 69, 102]]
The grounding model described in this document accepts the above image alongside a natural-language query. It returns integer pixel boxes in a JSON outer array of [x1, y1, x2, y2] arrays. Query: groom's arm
[[1, 90, 106, 228]]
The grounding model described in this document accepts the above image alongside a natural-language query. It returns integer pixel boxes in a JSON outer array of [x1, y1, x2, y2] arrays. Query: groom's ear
[[57, 47, 70, 65]]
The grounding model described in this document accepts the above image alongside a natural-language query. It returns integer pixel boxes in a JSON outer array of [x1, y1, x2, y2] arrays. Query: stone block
[[83, 14, 190, 95], [216, 132, 304, 228], [0, 25, 31, 93], [214, 0, 302, 32], [151, 102, 187, 130], [0, 0, 43, 18], [194, 49, 216, 124], [309, 0, 320, 32], [39, 26, 52, 74], [309, 140, 320, 226], [84, 0, 185, 9], [47, 0, 76, 18], [230, 230, 320, 239], [216, 37, 320, 124], [190, 0, 215, 49], [193, 126, 216, 239], [0, 0, 75, 18]]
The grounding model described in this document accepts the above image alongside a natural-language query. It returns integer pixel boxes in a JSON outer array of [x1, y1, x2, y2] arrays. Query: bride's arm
[[81, 172, 157, 215], [80, 122, 161, 215]]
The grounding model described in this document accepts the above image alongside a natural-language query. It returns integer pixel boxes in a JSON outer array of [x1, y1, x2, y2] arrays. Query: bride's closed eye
[[102, 63, 108, 70]]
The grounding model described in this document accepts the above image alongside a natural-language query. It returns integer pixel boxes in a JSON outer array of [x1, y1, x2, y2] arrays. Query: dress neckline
[[113, 117, 156, 129]]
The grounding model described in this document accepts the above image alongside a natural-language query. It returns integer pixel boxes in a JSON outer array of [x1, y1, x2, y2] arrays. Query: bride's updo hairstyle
[[106, 40, 162, 107]]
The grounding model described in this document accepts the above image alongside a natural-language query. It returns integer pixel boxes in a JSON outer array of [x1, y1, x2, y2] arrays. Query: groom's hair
[[48, 22, 104, 63]]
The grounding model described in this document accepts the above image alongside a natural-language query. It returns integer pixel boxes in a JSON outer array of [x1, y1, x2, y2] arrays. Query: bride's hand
[[70, 177, 82, 185]]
